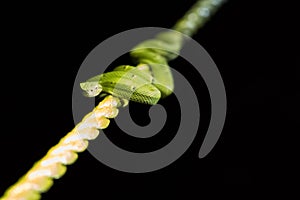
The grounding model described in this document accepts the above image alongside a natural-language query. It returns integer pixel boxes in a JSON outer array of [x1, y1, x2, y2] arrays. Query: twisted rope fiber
[[1, 96, 121, 200], [1, 0, 225, 199]]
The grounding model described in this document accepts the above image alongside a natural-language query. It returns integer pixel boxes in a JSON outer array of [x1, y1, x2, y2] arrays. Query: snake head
[[80, 81, 102, 97]]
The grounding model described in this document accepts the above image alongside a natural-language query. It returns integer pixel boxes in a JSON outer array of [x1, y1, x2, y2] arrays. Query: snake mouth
[[82, 90, 102, 97], [82, 91, 91, 97]]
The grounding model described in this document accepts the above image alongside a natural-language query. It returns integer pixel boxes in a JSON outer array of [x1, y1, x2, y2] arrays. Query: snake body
[[80, 0, 225, 105], [80, 31, 181, 105]]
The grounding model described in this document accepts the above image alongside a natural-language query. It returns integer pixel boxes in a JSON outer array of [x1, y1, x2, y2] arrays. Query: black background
[[0, 0, 298, 198]]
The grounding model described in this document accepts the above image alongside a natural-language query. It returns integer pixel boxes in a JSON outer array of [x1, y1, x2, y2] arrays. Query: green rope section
[[0, 0, 226, 199], [174, 0, 225, 35]]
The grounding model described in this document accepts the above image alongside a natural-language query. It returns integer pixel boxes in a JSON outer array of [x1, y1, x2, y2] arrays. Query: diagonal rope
[[1, 95, 121, 200], [0, 0, 226, 199]]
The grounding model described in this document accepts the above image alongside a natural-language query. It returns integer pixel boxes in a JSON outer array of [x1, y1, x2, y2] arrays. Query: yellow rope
[[1, 1, 227, 199], [1, 95, 122, 200]]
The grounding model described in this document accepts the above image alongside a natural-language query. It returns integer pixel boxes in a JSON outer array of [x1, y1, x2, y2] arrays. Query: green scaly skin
[[80, 0, 225, 105]]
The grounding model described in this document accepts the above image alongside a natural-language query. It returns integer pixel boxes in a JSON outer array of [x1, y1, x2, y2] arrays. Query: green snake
[[80, 0, 225, 105]]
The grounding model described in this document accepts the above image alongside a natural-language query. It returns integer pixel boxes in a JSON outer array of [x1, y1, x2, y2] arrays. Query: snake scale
[[80, 0, 225, 105]]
